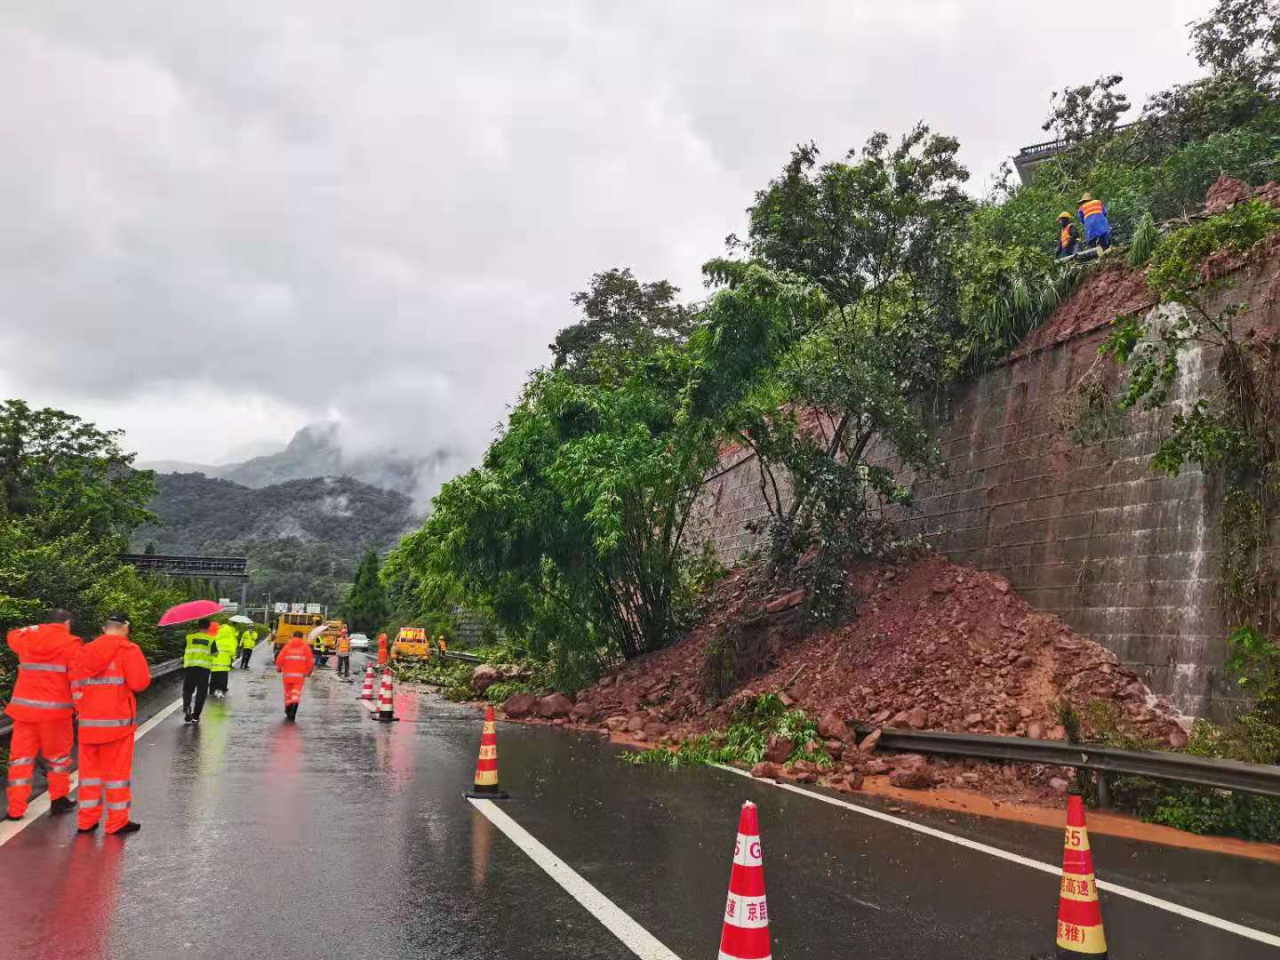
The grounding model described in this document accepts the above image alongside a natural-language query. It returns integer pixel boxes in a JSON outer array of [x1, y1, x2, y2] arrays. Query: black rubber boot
[[111, 822, 142, 835], [50, 797, 76, 815]]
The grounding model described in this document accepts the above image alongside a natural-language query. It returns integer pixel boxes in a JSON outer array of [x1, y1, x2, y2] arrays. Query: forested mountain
[[139, 422, 459, 502], [135, 473, 418, 606]]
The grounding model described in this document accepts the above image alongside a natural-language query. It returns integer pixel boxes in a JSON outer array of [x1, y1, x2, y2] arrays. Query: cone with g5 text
[[1055, 791, 1107, 958], [375, 667, 398, 722], [719, 800, 771, 960], [465, 704, 509, 800], [359, 663, 376, 700]]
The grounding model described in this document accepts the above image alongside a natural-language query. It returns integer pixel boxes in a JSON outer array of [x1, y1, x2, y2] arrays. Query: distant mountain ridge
[[135, 472, 421, 606], [139, 422, 457, 502]]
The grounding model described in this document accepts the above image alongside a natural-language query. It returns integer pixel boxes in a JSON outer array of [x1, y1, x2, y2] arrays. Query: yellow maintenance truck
[[274, 612, 324, 654], [319, 619, 347, 655], [391, 626, 430, 660]]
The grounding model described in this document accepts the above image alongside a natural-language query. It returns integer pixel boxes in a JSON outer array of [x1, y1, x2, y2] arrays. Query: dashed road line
[[716, 763, 1280, 949], [469, 798, 685, 960], [0, 696, 184, 848]]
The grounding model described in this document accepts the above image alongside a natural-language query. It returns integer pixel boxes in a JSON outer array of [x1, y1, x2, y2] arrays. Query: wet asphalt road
[[1, 651, 1277, 960]]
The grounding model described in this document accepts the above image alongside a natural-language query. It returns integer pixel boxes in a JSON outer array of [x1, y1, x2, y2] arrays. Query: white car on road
[[348, 633, 370, 649]]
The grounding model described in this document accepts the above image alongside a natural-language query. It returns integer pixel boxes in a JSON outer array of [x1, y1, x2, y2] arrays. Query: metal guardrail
[[1, 657, 184, 741], [854, 725, 1280, 799], [441, 650, 485, 664]]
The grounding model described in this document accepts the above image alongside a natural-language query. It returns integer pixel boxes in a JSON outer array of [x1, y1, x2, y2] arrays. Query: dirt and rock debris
[[494, 555, 1188, 804]]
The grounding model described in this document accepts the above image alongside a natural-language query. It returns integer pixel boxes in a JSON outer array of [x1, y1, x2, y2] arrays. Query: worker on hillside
[[71, 613, 150, 835], [182, 618, 219, 723], [238, 626, 258, 669], [1078, 192, 1112, 251], [4, 610, 83, 821], [377, 632, 389, 668], [335, 628, 352, 678], [209, 621, 237, 698], [1056, 211, 1080, 259], [275, 633, 315, 721]]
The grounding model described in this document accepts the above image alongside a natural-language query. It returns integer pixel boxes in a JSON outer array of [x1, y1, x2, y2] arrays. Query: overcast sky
[[0, 0, 1212, 472]]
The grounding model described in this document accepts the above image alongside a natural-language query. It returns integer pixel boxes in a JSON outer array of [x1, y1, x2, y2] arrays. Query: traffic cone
[[719, 801, 771, 960], [1055, 792, 1108, 957], [375, 668, 398, 722], [464, 705, 509, 800], [359, 663, 375, 700]]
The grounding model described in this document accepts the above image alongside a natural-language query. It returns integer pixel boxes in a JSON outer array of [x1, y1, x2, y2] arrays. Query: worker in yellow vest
[[238, 627, 259, 669], [209, 622, 237, 698]]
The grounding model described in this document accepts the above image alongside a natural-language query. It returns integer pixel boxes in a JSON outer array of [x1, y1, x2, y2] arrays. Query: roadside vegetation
[[0, 400, 207, 703], [623, 694, 831, 770]]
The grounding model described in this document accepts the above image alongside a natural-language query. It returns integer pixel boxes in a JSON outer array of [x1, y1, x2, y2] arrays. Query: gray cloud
[[0, 0, 1209, 470]]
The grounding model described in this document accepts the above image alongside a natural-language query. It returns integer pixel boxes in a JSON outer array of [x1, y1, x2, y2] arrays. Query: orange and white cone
[[359, 663, 375, 700], [376, 668, 398, 722], [719, 801, 771, 960], [464, 705, 509, 800], [1055, 793, 1108, 957]]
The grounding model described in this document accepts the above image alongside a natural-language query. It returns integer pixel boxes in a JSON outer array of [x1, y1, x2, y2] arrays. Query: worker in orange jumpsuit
[[72, 612, 151, 835], [5, 610, 83, 821], [275, 634, 315, 721], [376, 632, 389, 668]]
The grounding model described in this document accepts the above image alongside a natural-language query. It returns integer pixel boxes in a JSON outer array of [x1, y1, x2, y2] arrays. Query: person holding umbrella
[[181, 616, 219, 723], [237, 624, 259, 669]]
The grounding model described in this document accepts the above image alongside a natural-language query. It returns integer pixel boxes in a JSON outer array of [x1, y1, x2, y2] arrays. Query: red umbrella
[[158, 599, 224, 627]]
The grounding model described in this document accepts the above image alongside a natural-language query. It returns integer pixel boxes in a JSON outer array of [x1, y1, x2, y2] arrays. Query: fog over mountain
[[141, 421, 460, 506]]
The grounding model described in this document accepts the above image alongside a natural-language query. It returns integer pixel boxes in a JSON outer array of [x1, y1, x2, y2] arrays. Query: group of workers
[[179, 619, 262, 722], [5, 613, 455, 836], [1056, 192, 1112, 258], [6, 610, 150, 835]]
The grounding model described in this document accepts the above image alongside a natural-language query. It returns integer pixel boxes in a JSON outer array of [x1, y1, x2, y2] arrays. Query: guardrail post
[[1094, 770, 1111, 809]]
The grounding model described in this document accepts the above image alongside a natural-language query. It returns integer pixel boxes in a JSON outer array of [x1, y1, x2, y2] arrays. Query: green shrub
[[619, 694, 831, 770]]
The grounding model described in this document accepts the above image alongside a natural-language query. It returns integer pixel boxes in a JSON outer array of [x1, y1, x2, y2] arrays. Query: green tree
[[343, 548, 389, 634], [0, 401, 189, 695], [392, 348, 718, 685], [696, 128, 969, 611], [550, 268, 695, 383]]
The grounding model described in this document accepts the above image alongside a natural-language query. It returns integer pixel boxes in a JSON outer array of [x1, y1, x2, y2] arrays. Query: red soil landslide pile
[[528, 556, 1187, 801], [1010, 262, 1154, 360]]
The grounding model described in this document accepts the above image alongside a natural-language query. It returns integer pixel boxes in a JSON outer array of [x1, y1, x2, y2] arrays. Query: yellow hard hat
[[1080, 192, 1093, 204], [1058, 211, 1073, 221]]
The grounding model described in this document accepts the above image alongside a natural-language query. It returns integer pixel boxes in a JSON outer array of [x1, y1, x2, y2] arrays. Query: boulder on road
[[889, 757, 934, 790], [570, 701, 596, 723], [604, 715, 629, 732], [751, 762, 779, 780], [625, 715, 647, 733], [472, 664, 503, 693], [537, 693, 574, 719], [864, 759, 890, 776], [817, 711, 850, 741], [501, 692, 538, 719], [858, 729, 882, 754], [764, 735, 795, 765]]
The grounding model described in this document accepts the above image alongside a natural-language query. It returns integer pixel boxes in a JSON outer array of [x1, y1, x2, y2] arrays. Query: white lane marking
[[716, 763, 1280, 949], [0, 696, 184, 848], [469, 798, 684, 960]]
